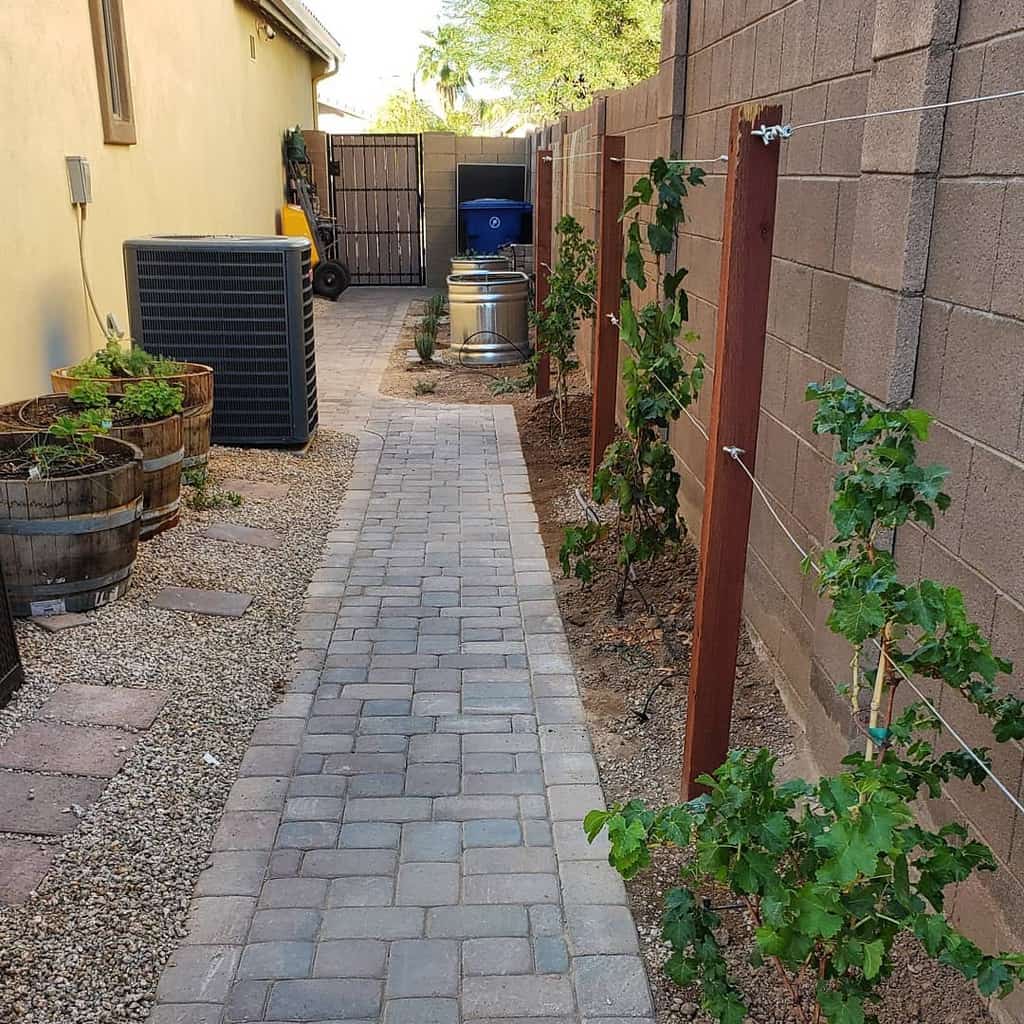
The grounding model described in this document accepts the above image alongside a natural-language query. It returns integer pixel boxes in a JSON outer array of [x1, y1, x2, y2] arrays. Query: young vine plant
[[530, 214, 596, 437], [587, 377, 1024, 1023], [560, 158, 706, 616]]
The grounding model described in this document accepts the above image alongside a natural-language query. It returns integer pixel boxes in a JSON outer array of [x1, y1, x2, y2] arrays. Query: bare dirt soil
[[380, 304, 996, 1024]]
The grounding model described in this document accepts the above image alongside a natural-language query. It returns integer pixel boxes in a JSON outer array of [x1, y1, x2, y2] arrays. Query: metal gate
[[328, 134, 424, 286]]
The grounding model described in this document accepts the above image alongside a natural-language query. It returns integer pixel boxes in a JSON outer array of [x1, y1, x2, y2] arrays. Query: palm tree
[[416, 26, 473, 115]]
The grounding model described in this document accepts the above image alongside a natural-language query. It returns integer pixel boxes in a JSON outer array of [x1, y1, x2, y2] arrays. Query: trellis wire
[[603, 305, 1024, 816], [755, 86, 1024, 141], [720, 446, 1024, 819], [543, 152, 728, 166]]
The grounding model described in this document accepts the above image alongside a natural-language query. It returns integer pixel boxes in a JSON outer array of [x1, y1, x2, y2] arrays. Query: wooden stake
[[534, 148, 553, 399], [589, 135, 626, 482], [682, 104, 782, 799]]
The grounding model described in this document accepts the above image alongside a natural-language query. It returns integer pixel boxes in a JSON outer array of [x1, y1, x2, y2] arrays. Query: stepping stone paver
[[38, 683, 167, 729], [0, 722, 137, 777], [31, 612, 93, 632], [0, 840, 56, 903], [151, 587, 253, 618], [151, 289, 654, 1022], [0, 772, 107, 835], [203, 522, 284, 549]]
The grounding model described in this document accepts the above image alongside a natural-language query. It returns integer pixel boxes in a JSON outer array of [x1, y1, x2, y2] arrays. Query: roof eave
[[248, 0, 343, 68]]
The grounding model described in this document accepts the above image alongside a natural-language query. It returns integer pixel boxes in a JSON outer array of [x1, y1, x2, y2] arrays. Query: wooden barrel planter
[[51, 362, 213, 469], [0, 432, 143, 617], [18, 396, 183, 541]]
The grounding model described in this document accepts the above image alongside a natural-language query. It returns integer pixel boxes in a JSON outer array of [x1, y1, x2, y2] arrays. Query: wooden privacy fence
[[329, 133, 424, 286], [534, 103, 783, 798]]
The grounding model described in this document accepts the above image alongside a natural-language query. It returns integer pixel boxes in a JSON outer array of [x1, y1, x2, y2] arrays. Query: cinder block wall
[[422, 133, 529, 287], [538, 0, 1024, 1004]]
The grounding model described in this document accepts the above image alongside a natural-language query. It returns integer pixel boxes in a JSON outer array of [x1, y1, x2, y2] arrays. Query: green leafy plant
[[589, 749, 1024, 1024], [117, 379, 184, 421], [804, 377, 1023, 752], [489, 375, 531, 396], [560, 158, 706, 614], [70, 336, 184, 379], [531, 214, 596, 436], [183, 466, 242, 511], [27, 409, 110, 477], [414, 329, 436, 364], [421, 313, 440, 338], [587, 378, 1024, 1022], [68, 380, 111, 410], [413, 379, 437, 396]]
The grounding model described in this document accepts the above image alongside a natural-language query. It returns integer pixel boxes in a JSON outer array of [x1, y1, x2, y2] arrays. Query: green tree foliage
[[531, 215, 596, 437], [372, 91, 446, 134], [560, 159, 705, 615], [416, 25, 475, 115], [445, 0, 662, 118], [587, 376, 1024, 1021]]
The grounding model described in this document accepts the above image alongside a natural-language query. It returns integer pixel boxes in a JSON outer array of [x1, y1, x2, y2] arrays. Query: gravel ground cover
[[0, 429, 356, 1024]]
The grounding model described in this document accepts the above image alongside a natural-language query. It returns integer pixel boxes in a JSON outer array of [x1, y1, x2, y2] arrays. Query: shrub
[[531, 214, 596, 436], [68, 380, 112, 410], [413, 379, 437, 396], [118, 379, 184, 421], [70, 337, 184, 379], [560, 158, 706, 614], [589, 377, 1024, 1022]]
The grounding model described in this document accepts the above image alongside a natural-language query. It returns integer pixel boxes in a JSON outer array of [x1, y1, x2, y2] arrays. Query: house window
[[88, 0, 136, 145]]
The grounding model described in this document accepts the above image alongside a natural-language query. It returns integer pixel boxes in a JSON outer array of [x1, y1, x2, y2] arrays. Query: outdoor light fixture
[[257, 20, 277, 40]]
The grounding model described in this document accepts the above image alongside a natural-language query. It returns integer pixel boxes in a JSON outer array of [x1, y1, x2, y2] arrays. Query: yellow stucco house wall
[[0, 0, 340, 403]]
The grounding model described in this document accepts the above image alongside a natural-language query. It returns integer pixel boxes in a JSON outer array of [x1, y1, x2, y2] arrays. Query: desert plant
[[421, 312, 440, 338], [588, 379, 1024, 1022], [425, 293, 447, 319], [531, 214, 596, 436], [414, 329, 436, 364], [560, 158, 706, 614], [489, 375, 531, 396], [413, 379, 437, 396], [68, 380, 111, 410]]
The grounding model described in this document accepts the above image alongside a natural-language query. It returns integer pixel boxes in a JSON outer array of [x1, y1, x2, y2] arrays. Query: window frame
[[88, 0, 136, 145]]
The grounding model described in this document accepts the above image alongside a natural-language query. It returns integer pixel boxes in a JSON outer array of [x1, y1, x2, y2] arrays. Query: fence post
[[682, 103, 782, 799], [534, 148, 553, 398], [589, 135, 626, 482]]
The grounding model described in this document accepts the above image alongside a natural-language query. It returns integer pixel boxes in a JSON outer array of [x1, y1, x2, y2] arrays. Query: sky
[[305, 0, 446, 123]]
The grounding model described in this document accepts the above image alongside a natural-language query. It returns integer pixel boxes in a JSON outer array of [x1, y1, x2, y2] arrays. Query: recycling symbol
[[489, 215, 502, 229]]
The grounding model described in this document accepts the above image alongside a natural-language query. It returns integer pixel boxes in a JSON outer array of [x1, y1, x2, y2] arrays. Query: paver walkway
[[150, 289, 653, 1024]]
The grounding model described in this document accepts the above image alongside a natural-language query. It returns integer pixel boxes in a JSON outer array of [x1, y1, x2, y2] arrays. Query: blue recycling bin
[[459, 198, 533, 255]]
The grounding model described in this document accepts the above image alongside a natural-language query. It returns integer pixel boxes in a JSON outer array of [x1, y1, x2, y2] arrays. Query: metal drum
[[450, 255, 511, 274], [447, 271, 532, 366]]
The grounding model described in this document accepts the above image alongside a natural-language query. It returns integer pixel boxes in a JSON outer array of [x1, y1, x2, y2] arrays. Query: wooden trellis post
[[682, 103, 782, 799], [589, 135, 626, 482], [534, 148, 553, 398]]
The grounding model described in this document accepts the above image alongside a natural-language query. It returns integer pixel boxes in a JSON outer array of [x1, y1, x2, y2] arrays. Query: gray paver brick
[[383, 997, 459, 1024], [301, 849, 398, 877], [463, 819, 522, 848], [396, 862, 460, 905], [237, 941, 314, 980], [401, 821, 462, 862], [573, 955, 654, 1017], [265, 978, 381, 1020], [386, 939, 460, 997], [321, 907, 425, 939], [462, 937, 532, 976], [313, 939, 387, 978], [464, 873, 560, 905], [249, 909, 321, 942], [338, 822, 401, 849], [462, 975, 574, 1018], [426, 905, 529, 938], [534, 936, 570, 974]]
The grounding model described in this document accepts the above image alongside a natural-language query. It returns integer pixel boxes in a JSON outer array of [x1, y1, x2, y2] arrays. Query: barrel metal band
[[0, 498, 141, 536], [6, 564, 133, 597], [142, 447, 184, 472], [141, 498, 181, 522]]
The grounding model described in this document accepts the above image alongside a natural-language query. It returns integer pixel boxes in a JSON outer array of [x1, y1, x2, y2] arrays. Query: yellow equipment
[[281, 203, 320, 264]]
